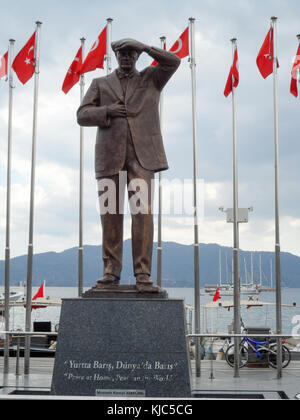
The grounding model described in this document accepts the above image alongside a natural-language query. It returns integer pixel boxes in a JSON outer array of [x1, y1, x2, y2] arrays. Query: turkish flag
[[213, 287, 221, 302], [152, 27, 189, 66], [224, 46, 239, 97], [256, 27, 279, 79], [62, 46, 82, 94], [0, 51, 8, 79], [290, 44, 300, 97], [12, 32, 36, 84], [32, 282, 45, 300], [169, 27, 189, 58], [80, 26, 107, 75]]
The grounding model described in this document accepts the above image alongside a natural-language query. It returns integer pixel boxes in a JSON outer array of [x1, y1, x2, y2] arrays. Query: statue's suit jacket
[[77, 47, 180, 178]]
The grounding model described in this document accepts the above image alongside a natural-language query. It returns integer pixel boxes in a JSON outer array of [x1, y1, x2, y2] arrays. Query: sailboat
[[0, 290, 23, 303], [207, 250, 260, 296], [259, 256, 276, 292]]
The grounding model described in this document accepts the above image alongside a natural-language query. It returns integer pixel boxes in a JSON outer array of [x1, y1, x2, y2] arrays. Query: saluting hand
[[112, 39, 148, 54]]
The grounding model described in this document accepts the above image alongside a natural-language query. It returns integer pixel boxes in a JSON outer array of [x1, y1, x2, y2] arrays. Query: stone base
[[83, 284, 168, 299], [50, 298, 191, 397]]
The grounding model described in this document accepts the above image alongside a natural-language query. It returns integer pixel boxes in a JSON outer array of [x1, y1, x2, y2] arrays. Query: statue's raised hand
[[111, 38, 148, 54]]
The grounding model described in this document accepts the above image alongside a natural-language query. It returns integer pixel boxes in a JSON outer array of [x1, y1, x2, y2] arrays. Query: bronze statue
[[77, 38, 180, 293]]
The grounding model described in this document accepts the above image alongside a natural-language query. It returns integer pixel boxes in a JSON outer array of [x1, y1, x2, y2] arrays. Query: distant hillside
[[0, 240, 299, 288]]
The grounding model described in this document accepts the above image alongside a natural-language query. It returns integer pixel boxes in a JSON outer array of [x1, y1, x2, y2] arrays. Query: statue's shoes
[[135, 273, 152, 284], [136, 274, 162, 293], [136, 282, 162, 293], [96, 274, 120, 287]]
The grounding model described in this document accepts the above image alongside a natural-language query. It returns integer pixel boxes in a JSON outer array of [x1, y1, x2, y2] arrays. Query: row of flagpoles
[[0, 15, 291, 377], [223, 17, 283, 378], [1, 21, 42, 376]]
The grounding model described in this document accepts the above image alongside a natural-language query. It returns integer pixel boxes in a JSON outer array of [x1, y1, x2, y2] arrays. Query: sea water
[[1, 286, 300, 335]]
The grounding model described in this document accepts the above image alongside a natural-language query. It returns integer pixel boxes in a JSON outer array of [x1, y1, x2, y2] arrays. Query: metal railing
[[1, 330, 300, 379], [1, 330, 58, 375], [187, 332, 300, 379]]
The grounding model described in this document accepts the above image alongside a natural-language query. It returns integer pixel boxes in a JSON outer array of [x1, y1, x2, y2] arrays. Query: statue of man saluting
[[77, 38, 180, 293]]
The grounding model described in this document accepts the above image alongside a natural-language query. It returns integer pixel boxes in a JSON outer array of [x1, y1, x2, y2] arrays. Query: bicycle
[[225, 336, 291, 369]]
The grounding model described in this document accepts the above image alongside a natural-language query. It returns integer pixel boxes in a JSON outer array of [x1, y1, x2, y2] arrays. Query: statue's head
[[112, 39, 141, 73]]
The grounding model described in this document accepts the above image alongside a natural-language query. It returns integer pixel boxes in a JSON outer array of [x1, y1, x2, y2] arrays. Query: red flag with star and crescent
[[256, 27, 279, 79], [12, 32, 36, 84], [79, 26, 107, 75], [0, 51, 8, 79], [62, 46, 82, 94], [224, 45, 239, 97], [290, 44, 300, 97], [152, 27, 189, 66]]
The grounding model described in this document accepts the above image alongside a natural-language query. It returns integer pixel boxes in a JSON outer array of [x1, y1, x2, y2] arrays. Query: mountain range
[[0, 240, 300, 288]]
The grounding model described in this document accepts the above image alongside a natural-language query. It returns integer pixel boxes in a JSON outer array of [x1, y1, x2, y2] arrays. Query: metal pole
[[156, 36, 166, 288], [271, 16, 282, 379], [250, 252, 254, 285], [78, 37, 85, 298], [297, 34, 300, 86], [189, 17, 201, 377], [106, 18, 113, 75], [4, 38, 15, 374], [219, 248, 222, 286], [231, 38, 241, 378], [16, 336, 21, 376], [24, 21, 42, 375]]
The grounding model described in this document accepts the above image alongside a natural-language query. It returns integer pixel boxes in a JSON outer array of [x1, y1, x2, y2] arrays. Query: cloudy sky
[[1, 0, 300, 261]]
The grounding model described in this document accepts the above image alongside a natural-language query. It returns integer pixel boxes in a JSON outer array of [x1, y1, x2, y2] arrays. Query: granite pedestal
[[51, 297, 191, 397]]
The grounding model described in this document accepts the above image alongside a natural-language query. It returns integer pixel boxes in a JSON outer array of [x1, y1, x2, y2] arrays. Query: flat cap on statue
[[111, 38, 144, 53]]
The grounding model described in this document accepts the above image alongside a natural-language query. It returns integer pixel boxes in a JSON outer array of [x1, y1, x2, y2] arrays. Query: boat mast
[[270, 257, 273, 289], [250, 252, 254, 287], [225, 253, 229, 284], [259, 254, 262, 287], [244, 257, 248, 286]]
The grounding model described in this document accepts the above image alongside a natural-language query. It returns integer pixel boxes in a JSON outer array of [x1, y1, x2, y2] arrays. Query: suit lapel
[[105, 70, 124, 101]]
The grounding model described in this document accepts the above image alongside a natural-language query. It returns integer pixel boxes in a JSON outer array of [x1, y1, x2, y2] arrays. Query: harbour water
[[1, 286, 300, 336]]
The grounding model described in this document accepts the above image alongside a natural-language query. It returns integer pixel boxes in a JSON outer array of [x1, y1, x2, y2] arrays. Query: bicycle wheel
[[268, 344, 291, 368], [225, 344, 248, 368]]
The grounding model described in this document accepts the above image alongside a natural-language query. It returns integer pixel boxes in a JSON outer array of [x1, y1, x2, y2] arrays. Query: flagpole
[[271, 16, 282, 379], [3, 38, 15, 374], [230, 38, 241, 378], [106, 18, 113, 75], [78, 37, 85, 298], [156, 36, 166, 288], [189, 17, 201, 378], [297, 34, 300, 86], [24, 21, 42, 375]]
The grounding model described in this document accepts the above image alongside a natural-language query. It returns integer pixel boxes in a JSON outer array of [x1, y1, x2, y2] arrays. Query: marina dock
[[1, 358, 299, 399]]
